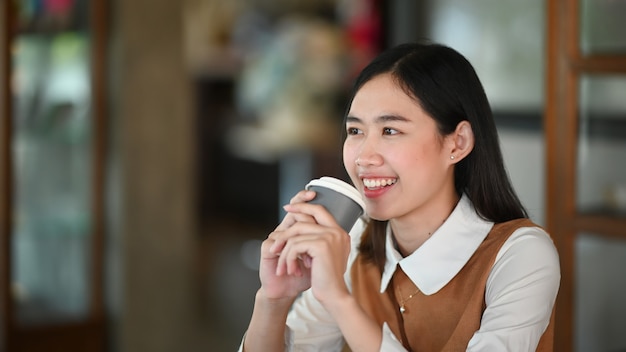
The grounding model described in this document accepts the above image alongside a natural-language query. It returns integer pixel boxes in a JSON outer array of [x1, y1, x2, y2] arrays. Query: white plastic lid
[[305, 176, 365, 211]]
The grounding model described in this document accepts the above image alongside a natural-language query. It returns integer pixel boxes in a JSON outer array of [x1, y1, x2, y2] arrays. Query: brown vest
[[349, 219, 554, 352]]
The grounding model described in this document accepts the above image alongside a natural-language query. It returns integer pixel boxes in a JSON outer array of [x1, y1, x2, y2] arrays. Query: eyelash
[[383, 127, 397, 135], [346, 127, 361, 135], [346, 127, 399, 136]]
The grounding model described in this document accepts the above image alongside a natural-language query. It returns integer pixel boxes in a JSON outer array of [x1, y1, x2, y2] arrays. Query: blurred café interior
[[1, 0, 625, 351]]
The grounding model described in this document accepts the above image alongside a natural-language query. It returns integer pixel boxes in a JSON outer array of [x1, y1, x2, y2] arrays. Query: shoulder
[[471, 223, 560, 350], [486, 218, 558, 264], [497, 223, 558, 263], [486, 222, 561, 303]]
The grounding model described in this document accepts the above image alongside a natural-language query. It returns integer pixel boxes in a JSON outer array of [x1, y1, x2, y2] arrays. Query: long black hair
[[345, 42, 528, 270]]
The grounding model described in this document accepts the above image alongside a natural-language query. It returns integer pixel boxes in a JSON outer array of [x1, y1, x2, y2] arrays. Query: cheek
[[342, 142, 360, 185], [342, 143, 355, 170], [394, 146, 438, 176]]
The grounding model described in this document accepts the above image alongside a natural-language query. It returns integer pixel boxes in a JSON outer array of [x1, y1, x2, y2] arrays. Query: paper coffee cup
[[305, 176, 365, 232]]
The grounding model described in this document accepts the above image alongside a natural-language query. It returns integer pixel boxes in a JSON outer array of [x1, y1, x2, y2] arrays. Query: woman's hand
[[251, 189, 380, 352], [269, 194, 352, 305], [257, 190, 317, 300]]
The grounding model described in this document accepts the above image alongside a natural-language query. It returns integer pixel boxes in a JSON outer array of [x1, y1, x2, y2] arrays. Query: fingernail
[[304, 256, 312, 268]]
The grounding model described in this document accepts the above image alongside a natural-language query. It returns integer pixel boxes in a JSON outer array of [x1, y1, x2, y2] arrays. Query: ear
[[447, 120, 474, 163]]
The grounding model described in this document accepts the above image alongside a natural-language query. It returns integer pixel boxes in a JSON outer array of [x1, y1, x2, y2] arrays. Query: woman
[[239, 42, 560, 351]]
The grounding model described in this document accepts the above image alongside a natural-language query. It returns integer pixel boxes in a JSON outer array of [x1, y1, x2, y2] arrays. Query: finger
[[267, 231, 288, 256], [275, 223, 331, 275], [278, 240, 308, 277], [275, 204, 318, 232], [286, 210, 316, 225], [274, 211, 298, 232], [261, 235, 282, 259], [283, 202, 339, 229], [289, 190, 316, 204], [301, 253, 313, 268], [282, 236, 325, 276]]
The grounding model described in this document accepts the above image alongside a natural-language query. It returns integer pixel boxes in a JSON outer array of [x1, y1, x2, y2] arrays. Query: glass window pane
[[575, 233, 626, 351], [580, 0, 626, 55], [11, 0, 93, 325], [426, 0, 544, 111], [577, 75, 626, 216]]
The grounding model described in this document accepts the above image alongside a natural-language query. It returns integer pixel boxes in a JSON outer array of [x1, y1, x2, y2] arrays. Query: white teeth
[[363, 178, 397, 189]]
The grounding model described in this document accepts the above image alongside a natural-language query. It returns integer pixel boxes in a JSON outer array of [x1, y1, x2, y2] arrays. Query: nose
[[354, 137, 382, 167]]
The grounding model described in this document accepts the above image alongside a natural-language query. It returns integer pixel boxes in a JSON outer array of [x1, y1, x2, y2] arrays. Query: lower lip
[[362, 184, 395, 198]]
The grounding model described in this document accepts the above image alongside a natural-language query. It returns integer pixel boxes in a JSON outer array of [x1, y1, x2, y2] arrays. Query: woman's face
[[343, 73, 457, 222]]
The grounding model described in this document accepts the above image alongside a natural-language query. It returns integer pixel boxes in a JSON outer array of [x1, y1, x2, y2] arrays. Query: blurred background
[[1, 0, 625, 351]]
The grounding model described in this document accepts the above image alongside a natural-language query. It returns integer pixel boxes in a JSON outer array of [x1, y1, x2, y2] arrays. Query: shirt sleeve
[[466, 226, 561, 351], [281, 219, 368, 351], [284, 288, 345, 351]]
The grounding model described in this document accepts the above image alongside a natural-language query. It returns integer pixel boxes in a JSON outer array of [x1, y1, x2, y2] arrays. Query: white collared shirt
[[240, 195, 561, 351]]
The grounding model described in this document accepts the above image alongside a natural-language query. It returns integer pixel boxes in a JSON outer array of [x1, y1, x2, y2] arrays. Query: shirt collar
[[379, 194, 494, 295]]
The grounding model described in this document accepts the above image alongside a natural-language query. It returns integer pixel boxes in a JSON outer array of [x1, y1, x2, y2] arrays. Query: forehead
[[349, 74, 425, 120]]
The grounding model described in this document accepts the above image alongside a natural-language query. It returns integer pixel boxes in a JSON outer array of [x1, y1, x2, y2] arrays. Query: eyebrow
[[346, 114, 411, 124]]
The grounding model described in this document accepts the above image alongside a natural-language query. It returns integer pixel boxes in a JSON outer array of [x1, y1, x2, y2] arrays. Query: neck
[[390, 192, 461, 256]]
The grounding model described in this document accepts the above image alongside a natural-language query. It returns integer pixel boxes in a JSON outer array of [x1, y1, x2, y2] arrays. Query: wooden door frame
[[545, 1, 578, 350], [0, 1, 108, 351], [546, 0, 626, 350], [1, 0, 14, 348]]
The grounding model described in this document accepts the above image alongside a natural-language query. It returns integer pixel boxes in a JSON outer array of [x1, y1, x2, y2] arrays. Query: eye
[[346, 127, 362, 135], [383, 127, 398, 135]]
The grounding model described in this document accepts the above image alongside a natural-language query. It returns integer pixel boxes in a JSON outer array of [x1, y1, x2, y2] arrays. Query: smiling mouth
[[363, 178, 397, 190]]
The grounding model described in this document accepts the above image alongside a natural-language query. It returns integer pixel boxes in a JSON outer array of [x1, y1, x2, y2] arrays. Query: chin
[[366, 211, 392, 222]]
